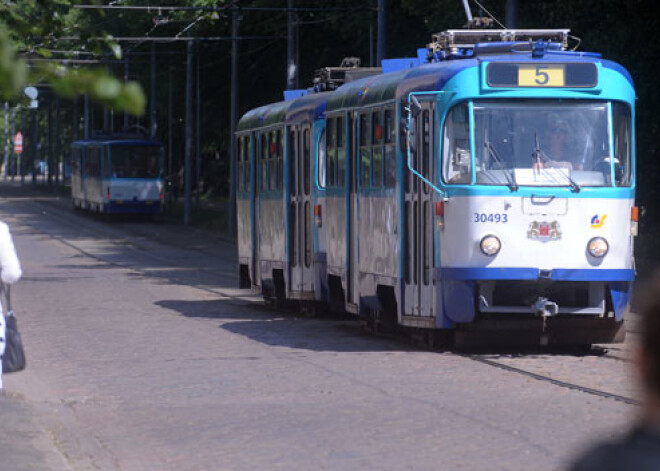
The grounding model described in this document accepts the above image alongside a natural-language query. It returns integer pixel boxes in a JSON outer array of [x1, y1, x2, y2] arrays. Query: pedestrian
[[569, 272, 660, 470], [0, 220, 22, 390]]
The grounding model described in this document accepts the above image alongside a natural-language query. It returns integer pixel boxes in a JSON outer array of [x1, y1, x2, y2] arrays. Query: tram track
[[465, 355, 639, 406], [5, 193, 640, 408]]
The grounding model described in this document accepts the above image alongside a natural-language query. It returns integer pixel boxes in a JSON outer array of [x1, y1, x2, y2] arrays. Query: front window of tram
[[442, 100, 632, 188]]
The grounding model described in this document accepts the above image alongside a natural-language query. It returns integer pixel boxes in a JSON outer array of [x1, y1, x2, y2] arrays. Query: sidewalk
[[0, 391, 70, 470]]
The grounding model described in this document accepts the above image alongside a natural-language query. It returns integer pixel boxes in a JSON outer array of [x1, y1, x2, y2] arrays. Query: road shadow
[[156, 298, 408, 353]]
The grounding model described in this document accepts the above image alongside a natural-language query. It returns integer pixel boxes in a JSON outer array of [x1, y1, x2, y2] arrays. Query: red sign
[[14, 131, 23, 154]]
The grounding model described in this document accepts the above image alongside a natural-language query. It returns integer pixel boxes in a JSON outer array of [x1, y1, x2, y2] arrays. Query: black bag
[[1, 285, 26, 373]]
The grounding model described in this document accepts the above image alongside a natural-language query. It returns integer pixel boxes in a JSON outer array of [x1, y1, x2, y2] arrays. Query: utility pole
[[84, 94, 90, 139], [55, 97, 61, 186], [10, 107, 16, 179], [30, 109, 37, 184], [377, 0, 386, 66], [48, 98, 53, 186], [3, 102, 8, 178], [168, 64, 173, 178], [505, 0, 519, 28], [184, 40, 193, 226], [195, 43, 201, 209], [150, 42, 157, 139], [73, 97, 79, 141], [123, 55, 130, 131], [20, 109, 24, 184], [229, 0, 241, 236], [286, 0, 297, 89]]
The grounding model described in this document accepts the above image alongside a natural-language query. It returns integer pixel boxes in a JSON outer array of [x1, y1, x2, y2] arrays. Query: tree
[[0, 0, 145, 115]]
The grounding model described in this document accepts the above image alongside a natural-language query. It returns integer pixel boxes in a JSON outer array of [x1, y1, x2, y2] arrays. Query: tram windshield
[[442, 100, 632, 188], [109, 145, 162, 179]]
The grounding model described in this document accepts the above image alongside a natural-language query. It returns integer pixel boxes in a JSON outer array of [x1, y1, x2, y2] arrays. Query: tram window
[[108, 145, 160, 179], [260, 134, 268, 192], [318, 128, 327, 188], [442, 104, 472, 184], [86, 148, 101, 178], [384, 109, 397, 188], [238, 138, 244, 193], [276, 130, 283, 191], [359, 113, 371, 187], [246, 137, 252, 192], [422, 110, 431, 194], [303, 128, 311, 195], [269, 131, 277, 191], [71, 148, 81, 174], [613, 102, 632, 187], [373, 111, 383, 188], [336, 116, 346, 188], [289, 129, 297, 195], [327, 119, 336, 188]]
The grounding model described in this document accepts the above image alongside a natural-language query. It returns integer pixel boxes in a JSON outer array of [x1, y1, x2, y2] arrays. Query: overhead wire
[[470, 0, 507, 29]]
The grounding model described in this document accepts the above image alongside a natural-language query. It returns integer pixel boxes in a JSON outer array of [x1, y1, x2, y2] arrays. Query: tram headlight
[[588, 237, 609, 258], [480, 235, 501, 257]]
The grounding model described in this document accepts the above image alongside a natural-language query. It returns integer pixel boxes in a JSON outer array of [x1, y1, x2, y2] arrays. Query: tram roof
[[237, 48, 633, 130], [72, 138, 163, 146], [325, 52, 633, 112], [237, 91, 331, 132]]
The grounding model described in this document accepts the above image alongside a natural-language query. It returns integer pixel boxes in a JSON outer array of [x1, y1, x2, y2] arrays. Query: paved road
[[0, 184, 638, 470]]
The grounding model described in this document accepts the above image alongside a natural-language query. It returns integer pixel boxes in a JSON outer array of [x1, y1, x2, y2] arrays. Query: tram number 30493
[[473, 213, 509, 223]]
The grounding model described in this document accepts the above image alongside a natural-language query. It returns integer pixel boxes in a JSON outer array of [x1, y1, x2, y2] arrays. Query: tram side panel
[[311, 121, 328, 303]]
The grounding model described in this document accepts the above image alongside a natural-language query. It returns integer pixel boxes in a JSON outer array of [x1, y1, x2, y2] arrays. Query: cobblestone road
[[0, 186, 639, 470]]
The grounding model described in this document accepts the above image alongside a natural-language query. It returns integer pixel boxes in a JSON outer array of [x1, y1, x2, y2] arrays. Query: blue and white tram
[[236, 29, 636, 345], [71, 138, 164, 214], [236, 93, 331, 302]]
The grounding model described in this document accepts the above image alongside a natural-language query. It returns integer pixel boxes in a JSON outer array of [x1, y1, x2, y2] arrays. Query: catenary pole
[[168, 64, 173, 178], [195, 42, 201, 210], [377, 0, 386, 65], [150, 42, 157, 139], [3, 103, 8, 178], [184, 40, 193, 226], [48, 98, 53, 186], [55, 97, 61, 186], [84, 94, 90, 139], [506, 0, 519, 28], [229, 0, 241, 236], [10, 107, 16, 180], [20, 109, 24, 184], [30, 109, 37, 184], [123, 55, 129, 130]]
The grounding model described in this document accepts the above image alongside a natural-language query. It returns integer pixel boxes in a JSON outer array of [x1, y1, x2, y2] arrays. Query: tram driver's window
[[613, 102, 632, 187], [318, 128, 326, 188], [442, 103, 472, 184]]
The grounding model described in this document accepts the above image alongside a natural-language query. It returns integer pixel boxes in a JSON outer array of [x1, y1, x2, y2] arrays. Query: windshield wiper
[[532, 133, 581, 192], [484, 139, 518, 191]]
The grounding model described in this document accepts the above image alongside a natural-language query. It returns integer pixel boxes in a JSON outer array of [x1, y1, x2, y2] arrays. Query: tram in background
[[236, 29, 636, 346], [71, 136, 164, 215]]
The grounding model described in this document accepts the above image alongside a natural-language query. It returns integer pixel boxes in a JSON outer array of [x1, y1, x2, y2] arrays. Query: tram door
[[288, 125, 314, 293], [348, 113, 360, 308], [253, 132, 263, 287], [404, 102, 435, 317]]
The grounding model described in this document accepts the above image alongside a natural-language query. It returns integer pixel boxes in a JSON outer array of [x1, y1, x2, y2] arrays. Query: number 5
[[535, 65, 549, 85]]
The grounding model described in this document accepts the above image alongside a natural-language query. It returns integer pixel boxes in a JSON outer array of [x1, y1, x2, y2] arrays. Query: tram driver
[[535, 117, 584, 171]]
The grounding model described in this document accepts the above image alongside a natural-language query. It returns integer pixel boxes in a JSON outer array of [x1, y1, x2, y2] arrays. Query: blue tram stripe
[[441, 267, 635, 281]]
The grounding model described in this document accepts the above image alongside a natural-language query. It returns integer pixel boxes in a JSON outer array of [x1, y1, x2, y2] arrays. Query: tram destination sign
[[486, 62, 598, 88]]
